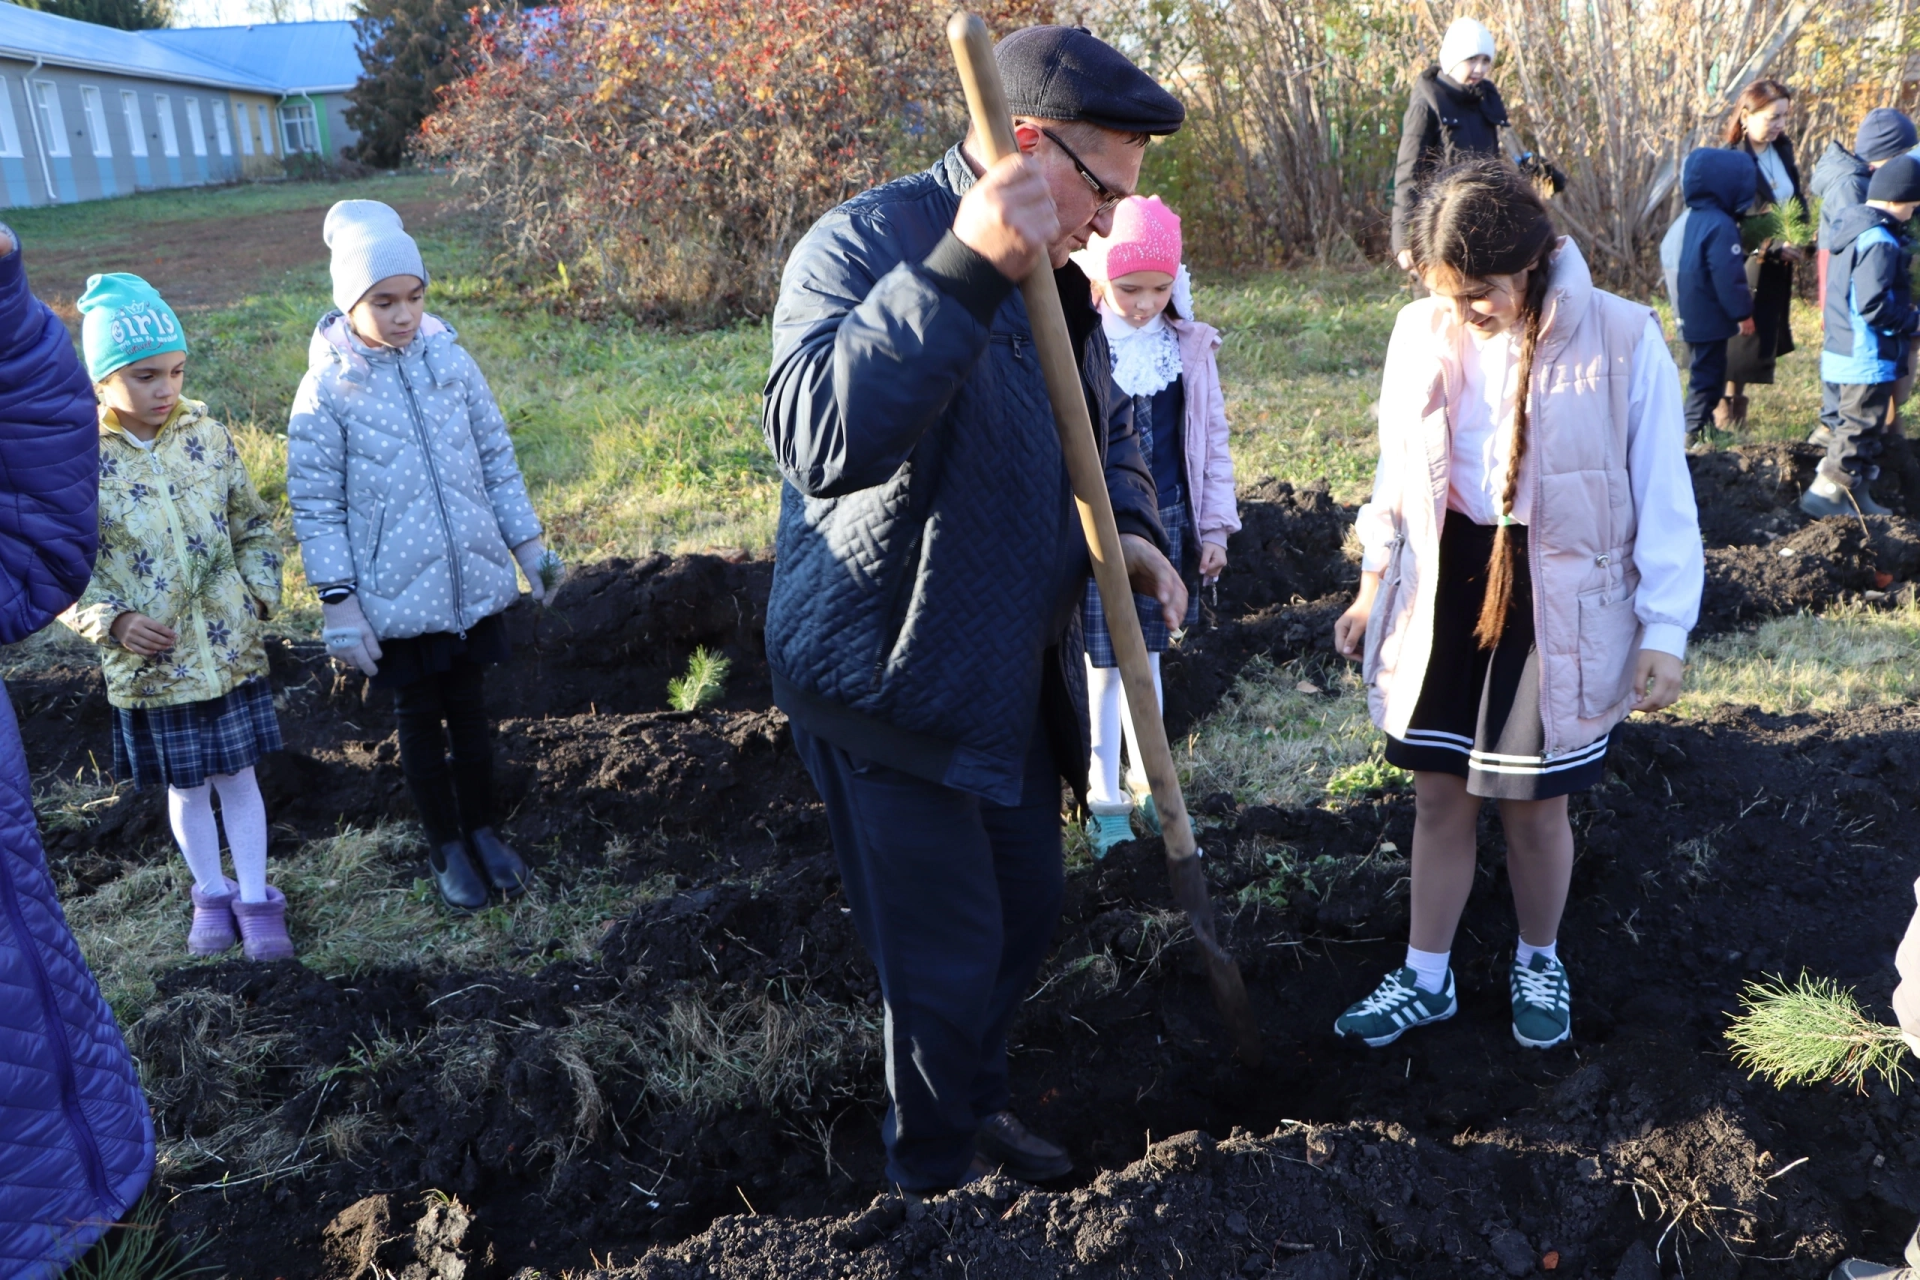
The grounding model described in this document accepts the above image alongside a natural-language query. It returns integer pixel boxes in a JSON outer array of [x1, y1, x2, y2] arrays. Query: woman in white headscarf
[[1391, 17, 1562, 271]]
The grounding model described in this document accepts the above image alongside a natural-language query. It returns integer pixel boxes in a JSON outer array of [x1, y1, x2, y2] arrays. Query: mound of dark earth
[[18, 448, 1920, 1280]]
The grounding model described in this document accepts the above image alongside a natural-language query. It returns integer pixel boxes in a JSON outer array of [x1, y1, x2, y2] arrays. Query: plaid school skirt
[[112, 677, 283, 791], [1083, 502, 1202, 668]]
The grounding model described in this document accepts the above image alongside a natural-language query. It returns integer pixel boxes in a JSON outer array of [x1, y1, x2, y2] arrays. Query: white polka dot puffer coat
[[287, 312, 543, 641]]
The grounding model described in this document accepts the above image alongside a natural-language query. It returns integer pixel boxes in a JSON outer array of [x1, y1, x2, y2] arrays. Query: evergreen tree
[[345, 0, 481, 168], [17, 0, 171, 30]]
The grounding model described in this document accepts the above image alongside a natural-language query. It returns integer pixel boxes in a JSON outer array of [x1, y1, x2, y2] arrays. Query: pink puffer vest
[[1364, 239, 1656, 759]]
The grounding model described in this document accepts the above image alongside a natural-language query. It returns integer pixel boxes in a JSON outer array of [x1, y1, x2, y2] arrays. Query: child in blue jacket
[[1676, 147, 1758, 441], [1805, 156, 1920, 518]]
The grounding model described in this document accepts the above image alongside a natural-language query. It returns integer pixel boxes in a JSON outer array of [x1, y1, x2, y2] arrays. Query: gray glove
[[513, 538, 565, 605], [321, 595, 383, 676]]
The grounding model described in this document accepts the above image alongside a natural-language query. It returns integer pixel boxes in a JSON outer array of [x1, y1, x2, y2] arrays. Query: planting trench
[[17, 443, 1920, 1280]]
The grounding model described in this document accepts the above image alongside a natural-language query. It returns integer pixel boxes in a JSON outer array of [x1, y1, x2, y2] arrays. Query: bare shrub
[[418, 0, 1054, 322]]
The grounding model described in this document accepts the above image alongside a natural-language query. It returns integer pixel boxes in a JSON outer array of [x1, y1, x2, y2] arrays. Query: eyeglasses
[[1039, 127, 1127, 216]]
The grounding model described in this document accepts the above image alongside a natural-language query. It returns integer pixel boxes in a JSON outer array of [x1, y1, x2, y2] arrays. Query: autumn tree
[[17, 0, 170, 30]]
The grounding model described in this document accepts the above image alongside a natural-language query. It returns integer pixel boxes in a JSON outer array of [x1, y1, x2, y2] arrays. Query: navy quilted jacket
[[0, 234, 154, 1278], [763, 147, 1164, 806]]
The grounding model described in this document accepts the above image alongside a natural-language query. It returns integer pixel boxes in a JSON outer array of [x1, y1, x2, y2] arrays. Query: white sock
[[1119, 651, 1165, 796], [1086, 658, 1128, 808], [167, 783, 228, 895], [211, 768, 269, 904], [1517, 938, 1559, 968], [1405, 945, 1451, 994]]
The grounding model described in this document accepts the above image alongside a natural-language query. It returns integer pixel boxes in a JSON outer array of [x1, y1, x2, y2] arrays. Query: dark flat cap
[[995, 25, 1184, 136]]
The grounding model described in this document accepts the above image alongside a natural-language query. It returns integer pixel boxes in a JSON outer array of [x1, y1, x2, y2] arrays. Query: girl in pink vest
[[1332, 159, 1703, 1050], [1076, 196, 1241, 857]]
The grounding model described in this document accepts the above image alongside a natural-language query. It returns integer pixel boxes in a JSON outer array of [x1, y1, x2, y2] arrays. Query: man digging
[[762, 25, 1187, 1194]]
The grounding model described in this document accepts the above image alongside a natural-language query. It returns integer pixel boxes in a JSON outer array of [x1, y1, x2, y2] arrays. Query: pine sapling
[[536, 548, 564, 595], [667, 646, 731, 712], [1725, 974, 1911, 1094]]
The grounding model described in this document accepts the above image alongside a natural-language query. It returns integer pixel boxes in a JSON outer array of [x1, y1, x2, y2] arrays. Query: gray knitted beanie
[[324, 199, 428, 313]]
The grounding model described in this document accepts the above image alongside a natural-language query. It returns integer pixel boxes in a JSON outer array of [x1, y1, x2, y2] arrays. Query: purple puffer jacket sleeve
[[0, 237, 99, 644], [0, 233, 153, 1279]]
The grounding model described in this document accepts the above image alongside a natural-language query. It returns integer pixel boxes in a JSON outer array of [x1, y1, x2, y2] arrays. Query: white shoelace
[[1352, 974, 1425, 1016], [1513, 961, 1566, 1009]]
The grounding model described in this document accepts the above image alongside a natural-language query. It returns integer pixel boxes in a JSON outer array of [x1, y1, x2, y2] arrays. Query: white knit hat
[[1439, 17, 1496, 74], [324, 199, 428, 313]]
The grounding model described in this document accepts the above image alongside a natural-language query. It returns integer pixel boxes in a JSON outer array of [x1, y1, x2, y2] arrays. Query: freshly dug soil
[[17, 447, 1920, 1280]]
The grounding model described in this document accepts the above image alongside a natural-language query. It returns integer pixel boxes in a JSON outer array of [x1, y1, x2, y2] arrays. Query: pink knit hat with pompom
[[1085, 195, 1182, 281]]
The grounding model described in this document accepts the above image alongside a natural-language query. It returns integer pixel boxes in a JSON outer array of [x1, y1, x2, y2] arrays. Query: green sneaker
[[1511, 953, 1572, 1048], [1086, 810, 1134, 860], [1139, 792, 1162, 837], [1333, 966, 1456, 1047]]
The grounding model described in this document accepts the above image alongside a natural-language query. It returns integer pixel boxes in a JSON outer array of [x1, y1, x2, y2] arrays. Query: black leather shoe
[[467, 827, 531, 897], [976, 1110, 1072, 1182], [429, 840, 489, 912]]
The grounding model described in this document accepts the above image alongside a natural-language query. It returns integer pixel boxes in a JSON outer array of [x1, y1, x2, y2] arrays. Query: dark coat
[[1822, 201, 1917, 384], [1677, 149, 1757, 343], [1725, 133, 1804, 380], [1811, 140, 1872, 253], [1390, 67, 1510, 252], [0, 235, 154, 1278], [762, 146, 1165, 807]]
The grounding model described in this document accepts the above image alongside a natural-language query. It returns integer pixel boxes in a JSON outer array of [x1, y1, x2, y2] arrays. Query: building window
[[79, 86, 111, 157], [31, 81, 68, 158], [256, 104, 273, 155], [184, 96, 207, 156], [154, 94, 178, 158], [0, 83, 21, 159], [120, 90, 147, 158], [279, 101, 319, 155], [234, 100, 252, 155], [211, 100, 232, 156]]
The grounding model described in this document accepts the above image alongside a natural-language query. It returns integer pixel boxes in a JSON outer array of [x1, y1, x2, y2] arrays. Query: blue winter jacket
[[1810, 141, 1873, 253], [762, 146, 1164, 807], [1676, 149, 1756, 343], [0, 233, 154, 1278], [1822, 201, 1918, 385]]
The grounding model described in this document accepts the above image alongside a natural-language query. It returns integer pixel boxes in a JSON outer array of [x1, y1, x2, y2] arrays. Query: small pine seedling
[[1725, 974, 1912, 1094], [536, 549, 564, 594], [667, 646, 732, 712]]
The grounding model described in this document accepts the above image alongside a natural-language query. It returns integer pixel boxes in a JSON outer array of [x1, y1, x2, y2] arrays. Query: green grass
[[1677, 600, 1920, 716]]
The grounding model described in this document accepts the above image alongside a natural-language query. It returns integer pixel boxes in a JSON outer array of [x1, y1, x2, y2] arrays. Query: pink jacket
[[1360, 239, 1701, 758], [1168, 317, 1240, 547]]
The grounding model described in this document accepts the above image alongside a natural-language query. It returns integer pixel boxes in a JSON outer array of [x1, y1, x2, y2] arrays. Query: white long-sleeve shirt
[[1355, 314, 1702, 659]]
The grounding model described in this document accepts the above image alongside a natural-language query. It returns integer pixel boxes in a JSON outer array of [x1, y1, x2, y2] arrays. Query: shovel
[[946, 11, 1263, 1066]]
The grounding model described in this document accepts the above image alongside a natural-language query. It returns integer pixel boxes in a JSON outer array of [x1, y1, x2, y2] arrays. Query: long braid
[[1473, 257, 1553, 649]]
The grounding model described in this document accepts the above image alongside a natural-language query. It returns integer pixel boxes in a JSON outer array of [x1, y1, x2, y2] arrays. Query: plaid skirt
[[112, 677, 283, 791], [1083, 502, 1202, 668]]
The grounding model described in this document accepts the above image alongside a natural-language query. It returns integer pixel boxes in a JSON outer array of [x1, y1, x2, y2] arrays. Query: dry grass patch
[[1179, 658, 1384, 808], [1677, 602, 1920, 717]]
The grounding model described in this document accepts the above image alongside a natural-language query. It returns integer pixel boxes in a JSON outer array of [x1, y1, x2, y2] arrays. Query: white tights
[[167, 766, 268, 904], [1085, 652, 1163, 809]]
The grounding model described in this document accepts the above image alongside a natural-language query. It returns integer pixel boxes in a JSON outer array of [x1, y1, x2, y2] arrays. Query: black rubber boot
[[467, 827, 530, 897], [429, 839, 489, 912]]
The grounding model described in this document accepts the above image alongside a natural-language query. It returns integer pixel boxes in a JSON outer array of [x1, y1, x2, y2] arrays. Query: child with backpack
[[1332, 158, 1703, 1051], [287, 201, 563, 912], [1674, 147, 1759, 445], [1076, 195, 1240, 857], [60, 273, 293, 961], [1803, 156, 1920, 519]]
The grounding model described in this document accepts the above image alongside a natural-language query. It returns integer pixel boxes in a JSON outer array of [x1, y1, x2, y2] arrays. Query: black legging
[[392, 659, 494, 846]]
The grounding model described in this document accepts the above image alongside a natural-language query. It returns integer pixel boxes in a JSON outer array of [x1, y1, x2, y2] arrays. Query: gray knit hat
[[324, 199, 428, 313]]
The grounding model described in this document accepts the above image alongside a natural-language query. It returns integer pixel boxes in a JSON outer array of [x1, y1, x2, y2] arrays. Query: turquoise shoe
[[1139, 791, 1162, 837], [1511, 953, 1572, 1048], [1086, 809, 1134, 860], [1333, 966, 1456, 1047]]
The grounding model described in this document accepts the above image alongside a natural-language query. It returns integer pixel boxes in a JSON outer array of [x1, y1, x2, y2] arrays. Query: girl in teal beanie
[[59, 272, 294, 962]]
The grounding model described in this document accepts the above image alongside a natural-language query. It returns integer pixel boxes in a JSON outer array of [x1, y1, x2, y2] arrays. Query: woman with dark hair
[[1719, 78, 1808, 431], [1330, 158, 1703, 1052]]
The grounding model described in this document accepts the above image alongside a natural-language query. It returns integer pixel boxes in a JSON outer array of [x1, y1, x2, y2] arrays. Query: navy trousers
[[791, 718, 1066, 1191], [1684, 339, 1729, 434]]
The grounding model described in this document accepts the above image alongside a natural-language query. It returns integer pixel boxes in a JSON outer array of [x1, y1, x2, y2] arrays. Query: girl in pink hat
[[1077, 195, 1241, 857]]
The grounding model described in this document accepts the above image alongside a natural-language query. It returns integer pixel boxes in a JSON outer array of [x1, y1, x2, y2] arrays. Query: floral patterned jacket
[[59, 400, 284, 709]]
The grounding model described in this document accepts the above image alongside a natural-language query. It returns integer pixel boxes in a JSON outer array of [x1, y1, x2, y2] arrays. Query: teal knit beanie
[[78, 273, 188, 381]]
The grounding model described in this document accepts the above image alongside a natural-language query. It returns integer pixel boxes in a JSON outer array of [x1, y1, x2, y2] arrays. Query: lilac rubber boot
[[231, 885, 295, 961], [188, 878, 239, 955]]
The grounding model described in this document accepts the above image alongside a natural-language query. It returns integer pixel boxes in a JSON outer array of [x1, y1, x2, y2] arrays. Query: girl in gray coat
[[288, 201, 563, 911]]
